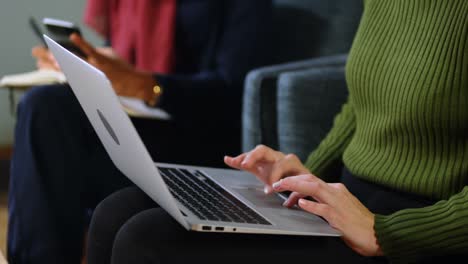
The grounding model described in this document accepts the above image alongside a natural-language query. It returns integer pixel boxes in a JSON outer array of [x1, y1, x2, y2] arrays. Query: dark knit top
[[305, 0, 468, 261]]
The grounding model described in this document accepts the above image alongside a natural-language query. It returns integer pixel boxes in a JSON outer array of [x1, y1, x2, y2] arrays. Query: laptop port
[[215, 227, 224, 231], [202, 226, 212, 231]]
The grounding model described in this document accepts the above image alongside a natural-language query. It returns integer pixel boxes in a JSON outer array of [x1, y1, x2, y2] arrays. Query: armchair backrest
[[272, 0, 363, 63], [242, 1, 363, 162]]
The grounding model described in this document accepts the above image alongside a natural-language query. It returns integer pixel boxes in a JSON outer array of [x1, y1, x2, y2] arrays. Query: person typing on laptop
[[7, 1, 273, 263], [85, 0, 468, 263]]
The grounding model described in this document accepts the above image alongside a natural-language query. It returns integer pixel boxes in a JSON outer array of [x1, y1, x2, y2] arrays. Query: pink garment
[[84, 0, 176, 73]]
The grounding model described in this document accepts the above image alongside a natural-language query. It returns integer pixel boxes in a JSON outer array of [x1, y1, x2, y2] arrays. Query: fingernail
[[272, 180, 282, 190], [263, 185, 271, 194], [282, 200, 288, 207], [298, 199, 307, 206]]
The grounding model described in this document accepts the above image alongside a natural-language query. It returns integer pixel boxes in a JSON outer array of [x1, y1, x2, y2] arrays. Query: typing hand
[[32, 45, 60, 71], [272, 174, 383, 257], [224, 145, 310, 196], [69, 33, 157, 103]]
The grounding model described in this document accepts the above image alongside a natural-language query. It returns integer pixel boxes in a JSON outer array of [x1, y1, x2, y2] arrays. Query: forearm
[[305, 98, 356, 181], [375, 186, 468, 263]]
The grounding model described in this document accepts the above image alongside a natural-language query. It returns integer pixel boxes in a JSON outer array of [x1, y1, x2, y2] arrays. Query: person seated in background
[[7, 0, 273, 263], [86, 0, 468, 263]]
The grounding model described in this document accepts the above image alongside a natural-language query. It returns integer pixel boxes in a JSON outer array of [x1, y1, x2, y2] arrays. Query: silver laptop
[[45, 35, 340, 237]]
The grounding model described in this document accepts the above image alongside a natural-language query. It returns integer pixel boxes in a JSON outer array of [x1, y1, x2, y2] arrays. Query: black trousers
[[8, 84, 237, 264], [87, 169, 438, 264]]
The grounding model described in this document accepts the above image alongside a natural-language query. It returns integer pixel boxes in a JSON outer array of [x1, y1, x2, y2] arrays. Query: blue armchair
[[242, 0, 362, 170]]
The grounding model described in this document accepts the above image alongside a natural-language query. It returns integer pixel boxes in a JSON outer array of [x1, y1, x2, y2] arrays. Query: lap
[[89, 187, 386, 264], [113, 208, 372, 263]]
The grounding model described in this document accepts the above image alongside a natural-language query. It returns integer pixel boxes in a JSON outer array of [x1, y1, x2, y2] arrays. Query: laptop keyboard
[[158, 167, 271, 225]]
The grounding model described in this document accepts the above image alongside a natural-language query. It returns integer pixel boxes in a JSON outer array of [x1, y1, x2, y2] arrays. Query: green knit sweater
[[305, 0, 468, 262]]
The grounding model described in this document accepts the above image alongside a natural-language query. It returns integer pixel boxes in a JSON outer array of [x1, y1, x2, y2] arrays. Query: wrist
[[134, 71, 160, 105], [146, 84, 163, 107], [371, 215, 384, 256]]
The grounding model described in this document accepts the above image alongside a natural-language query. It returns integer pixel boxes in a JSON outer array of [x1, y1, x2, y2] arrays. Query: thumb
[[69, 33, 99, 58]]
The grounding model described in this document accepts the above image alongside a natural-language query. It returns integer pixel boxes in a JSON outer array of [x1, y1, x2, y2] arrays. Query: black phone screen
[[42, 18, 87, 58]]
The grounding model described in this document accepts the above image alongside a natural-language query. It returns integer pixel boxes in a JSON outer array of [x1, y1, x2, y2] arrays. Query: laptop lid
[[44, 35, 189, 229]]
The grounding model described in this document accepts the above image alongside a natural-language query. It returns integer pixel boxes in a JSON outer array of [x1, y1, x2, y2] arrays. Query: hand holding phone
[[42, 17, 87, 58]]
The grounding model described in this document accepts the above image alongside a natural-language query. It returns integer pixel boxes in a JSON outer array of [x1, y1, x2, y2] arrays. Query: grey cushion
[[277, 66, 348, 161], [241, 0, 362, 157], [242, 54, 348, 152]]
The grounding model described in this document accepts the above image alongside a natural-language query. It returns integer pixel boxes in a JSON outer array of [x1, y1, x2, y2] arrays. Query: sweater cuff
[[375, 187, 468, 263]]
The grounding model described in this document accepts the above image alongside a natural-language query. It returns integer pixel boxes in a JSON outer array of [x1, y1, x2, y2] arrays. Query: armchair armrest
[[242, 54, 348, 152], [277, 66, 348, 162]]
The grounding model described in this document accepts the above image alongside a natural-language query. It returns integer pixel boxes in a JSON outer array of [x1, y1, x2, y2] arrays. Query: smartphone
[[29, 17, 47, 47], [42, 17, 87, 58]]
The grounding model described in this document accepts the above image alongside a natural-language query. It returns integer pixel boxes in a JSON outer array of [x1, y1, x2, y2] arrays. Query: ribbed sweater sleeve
[[375, 186, 468, 263], [304, 97, 356, 180], [313, 0, 468, 261]]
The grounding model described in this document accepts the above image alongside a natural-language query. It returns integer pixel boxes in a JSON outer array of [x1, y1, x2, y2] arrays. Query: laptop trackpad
[[233, 187, 285, 209]]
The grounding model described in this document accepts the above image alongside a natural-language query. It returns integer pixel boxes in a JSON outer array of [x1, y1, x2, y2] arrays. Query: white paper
[[0, 69, 66, 87], [1, 70, 171, 120], [118, 96, 171, 120]]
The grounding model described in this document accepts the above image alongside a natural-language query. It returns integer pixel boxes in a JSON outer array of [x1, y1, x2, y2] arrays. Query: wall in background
[[0, 0, 103, 146]]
